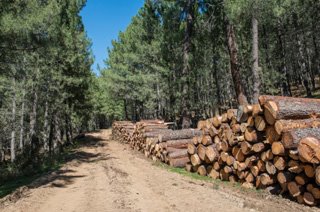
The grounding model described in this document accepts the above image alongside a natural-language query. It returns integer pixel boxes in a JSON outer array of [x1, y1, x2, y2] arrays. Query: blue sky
[[81, 0, 144, 74]]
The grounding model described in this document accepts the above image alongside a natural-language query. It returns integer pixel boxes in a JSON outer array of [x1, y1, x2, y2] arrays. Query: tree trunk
[[43, 100, 49, 151], [181, 0, 195, 129], [226, 20, 248, 106], [252, 14, 260, 103], [19, 86, 25, 150], [11, 77, 16, 162]]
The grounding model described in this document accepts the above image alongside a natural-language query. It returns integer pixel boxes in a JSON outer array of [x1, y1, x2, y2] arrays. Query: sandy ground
[[0, 129, 319, 212]]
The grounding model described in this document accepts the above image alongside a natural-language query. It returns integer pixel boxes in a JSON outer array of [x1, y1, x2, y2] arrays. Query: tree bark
[[226, 20, 248, 105], [11, 77, 16, 162], [264, 97, 320, 125], [252, 13, 260, 103], [19, 85, 25, 150], [181, 0, 195, 128], [282, 128, 320, 149]]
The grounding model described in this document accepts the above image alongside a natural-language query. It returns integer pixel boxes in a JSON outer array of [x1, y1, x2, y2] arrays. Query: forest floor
[[0, 129, 318, 212]]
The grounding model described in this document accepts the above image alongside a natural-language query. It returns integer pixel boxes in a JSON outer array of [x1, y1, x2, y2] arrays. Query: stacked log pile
[[112, 120, 203, 168], [112, 121, 134, 143], [186, 95, 320, 206]]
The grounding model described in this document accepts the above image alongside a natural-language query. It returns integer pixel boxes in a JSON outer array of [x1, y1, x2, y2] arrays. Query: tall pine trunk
[[11, 77, 16, 162], [181, 0, 194, 129], [226, 20, 248, 106], [252, 14, 260, 103], [19, 86, 25, 150]]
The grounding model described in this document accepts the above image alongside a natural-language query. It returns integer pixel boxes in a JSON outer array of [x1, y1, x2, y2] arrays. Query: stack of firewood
[[112, 121, 135, 143], [186, 95, 320, 206], [144, 129, 203, 167], [129, 120, 171, 151]]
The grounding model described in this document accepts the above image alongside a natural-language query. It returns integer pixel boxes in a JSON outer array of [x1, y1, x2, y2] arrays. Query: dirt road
[[0, 130, 317, 212]]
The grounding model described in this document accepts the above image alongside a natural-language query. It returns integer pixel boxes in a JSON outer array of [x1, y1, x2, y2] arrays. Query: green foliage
[[95, 0, 320, 122], [0, 0, 94, 177]]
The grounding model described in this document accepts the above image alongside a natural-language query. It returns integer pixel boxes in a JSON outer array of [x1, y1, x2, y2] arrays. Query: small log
[[257, 160, 266, 172], [209, 169, 220, 179], [250, 166, 259, 177], [266, 161, 277, 175], [252, 142, 265, 153], [303, 192, 315, 206], [252, 104, 263, 117], [265, 126, 281, 144], [190, 154, 201, 166], [226, 155, 235, 166], [288, 181, 301, 197], [187, 143, 197, 155], [288, 160, 304, 174], [295, 174, 309, 186], [185, 163, 192, 172], [272, 142, 285, 156], [241, 141, 252, 155], [277, 171, 294, 184], [303, 164, 315, 178], [261, 150, 274, 161], [312, 188, 320, 199], [220, 152, 229, 162], [205, 145, 219, 162], [255, 116, 266, 131], [273, 156, 286, 171], [197, 165, 207, 176], [260, 173, 274, 186], [213, 162, 221, 171], [244, 127, 260, 143], [197, 144, 207, 161], [202, 135, 213, 146]]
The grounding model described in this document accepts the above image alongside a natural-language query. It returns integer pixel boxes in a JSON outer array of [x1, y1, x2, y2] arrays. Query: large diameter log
[[263, 97, 320, 125], [275, 119, 320, 135], [158, 129, 202, 142], [282, 128, 320, 149], [298, 137, 320, 164], [169, 157, 190, 168]]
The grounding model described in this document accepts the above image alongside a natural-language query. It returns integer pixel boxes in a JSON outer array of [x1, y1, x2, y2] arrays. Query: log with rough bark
[[169, 157, 190, 168], [158, 129, 202, 142], [263, 96, 320, 125], [275, 119, 320, 135], [282, 128, 320, 149]]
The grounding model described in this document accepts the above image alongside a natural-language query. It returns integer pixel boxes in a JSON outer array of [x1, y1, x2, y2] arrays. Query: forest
[[97, 0, 320, 127], [0, 0, 94, 181], [0, 0, 319, 185]]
